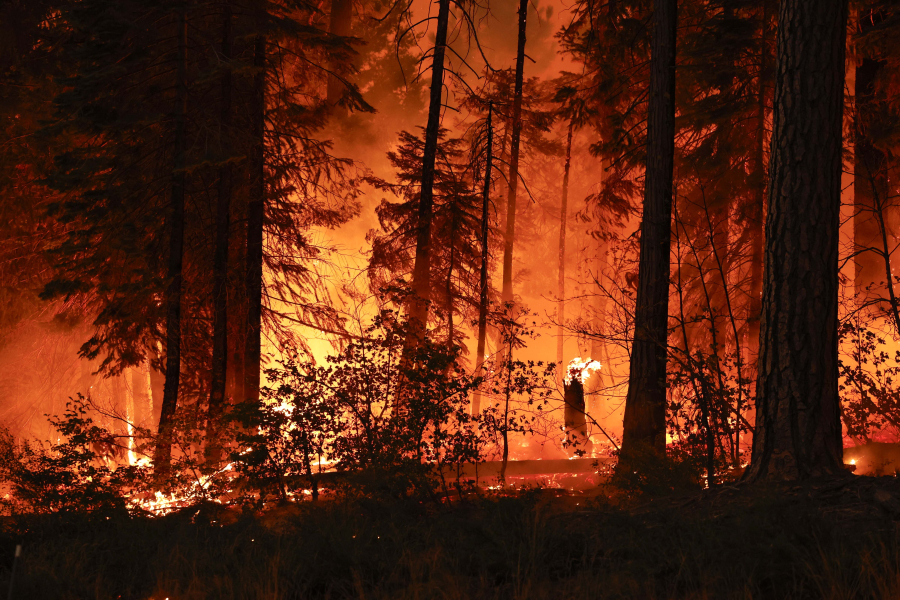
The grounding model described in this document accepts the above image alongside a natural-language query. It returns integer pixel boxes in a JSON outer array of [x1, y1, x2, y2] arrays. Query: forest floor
[[4, 475, 900, 599]]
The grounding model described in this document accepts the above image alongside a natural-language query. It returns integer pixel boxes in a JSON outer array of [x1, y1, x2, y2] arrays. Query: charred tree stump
[[564, 377, 592, 457]]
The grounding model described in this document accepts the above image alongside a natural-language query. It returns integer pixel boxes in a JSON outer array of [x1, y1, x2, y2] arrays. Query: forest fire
[[564, 357, 602, 385], [3, 0, 900, 596]]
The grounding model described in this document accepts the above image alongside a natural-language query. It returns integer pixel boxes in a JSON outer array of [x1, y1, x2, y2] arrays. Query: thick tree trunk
[[207, 1, 233, 462], [619, 0, 677, 458], [154, 6, 188, 477], [744, 0, 848, 482], [556, 120, 575, 381], [244, 7, 266, 405], [407, 0, 450, 331], [473, 104, 493, 416], [326, 0, 352, 105], [500, 0, 528, 303], [853, 10, 887, 302]]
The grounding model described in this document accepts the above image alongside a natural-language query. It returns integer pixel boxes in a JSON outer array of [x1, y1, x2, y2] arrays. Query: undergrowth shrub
[[223, 308, 554, 504], [0, 397, 148, 514], [0, 308, 558, 514]]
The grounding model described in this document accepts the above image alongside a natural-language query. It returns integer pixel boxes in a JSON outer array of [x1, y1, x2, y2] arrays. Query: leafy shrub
[[839, 320, 900, 442], [0, 396, 148, 514], [227, 310, 487, 502]]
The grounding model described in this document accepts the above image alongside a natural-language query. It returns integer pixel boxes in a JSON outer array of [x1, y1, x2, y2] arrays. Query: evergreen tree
[[368, 130, 482, 345]]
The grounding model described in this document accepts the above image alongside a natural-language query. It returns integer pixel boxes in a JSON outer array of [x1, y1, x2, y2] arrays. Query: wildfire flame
[[565, 357, 602, 385]]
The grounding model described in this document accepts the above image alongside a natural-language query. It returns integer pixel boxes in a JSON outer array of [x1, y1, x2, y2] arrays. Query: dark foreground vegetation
[[5, 478, 900, 600]]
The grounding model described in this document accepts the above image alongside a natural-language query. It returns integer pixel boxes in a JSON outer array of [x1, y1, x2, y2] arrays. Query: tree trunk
[[244, 5, 266, 406], [154, 6, 188, 477], [556, 120, 575, 381], [619, 0, 677, 458], [500, 0, 528, 303], [207, 1, 233, 462], [853, 10, 887, 302], [564, 377, 592, 456], [744, 0, 848, 482], [473, 103, 493, 416], [326, 0, 352, 105], [407, 0, 450, 332]]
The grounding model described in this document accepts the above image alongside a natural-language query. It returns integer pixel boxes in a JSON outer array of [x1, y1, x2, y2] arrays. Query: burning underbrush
[[6, 311, 900, 597], [0, 310, 630, 517]]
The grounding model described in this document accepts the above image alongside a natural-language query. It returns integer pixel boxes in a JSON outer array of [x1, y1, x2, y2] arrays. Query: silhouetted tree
[[620, 0, 678, 458], [744, 0, 848, 481], [368, 130, 481, 343]]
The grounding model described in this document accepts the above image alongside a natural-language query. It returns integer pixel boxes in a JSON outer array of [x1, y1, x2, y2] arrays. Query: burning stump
[[564, 374, 593, 457], [563, 358, 601, 457]]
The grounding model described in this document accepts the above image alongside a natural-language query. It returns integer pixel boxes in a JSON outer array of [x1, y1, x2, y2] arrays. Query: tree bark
[[207, 0, 233, 462], [408, 0, 450, 331], [154, 5, 188, 477], [744, 0, 848, 482], [473, 103, 494, 416], [619, 0, 677, 458], [500, 0, 528, 303], [556, 120, 575, 381], [244, 4, 266, 405]]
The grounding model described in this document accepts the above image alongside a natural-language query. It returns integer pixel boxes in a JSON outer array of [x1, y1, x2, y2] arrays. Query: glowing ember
[[564, 357, 602, 385]]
